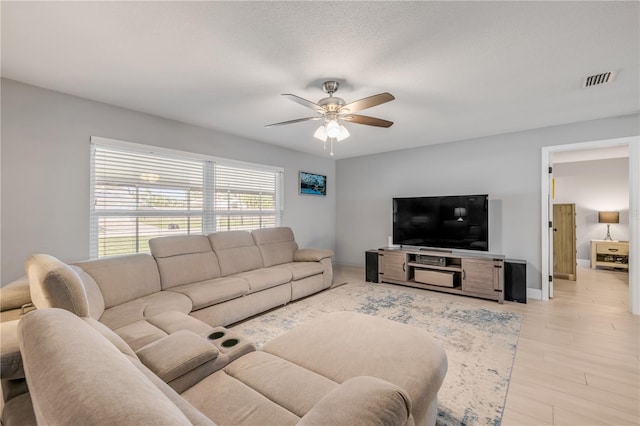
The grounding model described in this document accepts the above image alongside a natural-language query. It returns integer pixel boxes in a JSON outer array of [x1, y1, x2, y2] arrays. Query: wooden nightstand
[[590, 240, 629, 270]]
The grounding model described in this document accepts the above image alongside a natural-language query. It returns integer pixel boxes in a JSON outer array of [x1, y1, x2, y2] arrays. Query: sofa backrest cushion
[[251, 227, 299, 267], [73, 254, 161, 309], [26, 254, 105, 320], [18, 309, 196, 425], [208, 231, 264, 276], [149, 235, 221, 289]]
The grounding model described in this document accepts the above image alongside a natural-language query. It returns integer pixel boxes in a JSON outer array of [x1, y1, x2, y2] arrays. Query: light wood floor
[[334, 265, 640, 426]]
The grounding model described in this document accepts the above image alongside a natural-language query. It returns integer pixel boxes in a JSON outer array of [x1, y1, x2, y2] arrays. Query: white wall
[[335, 114, 639, 290], [1, 78, 336, 284], [554, 158, 629, 261]]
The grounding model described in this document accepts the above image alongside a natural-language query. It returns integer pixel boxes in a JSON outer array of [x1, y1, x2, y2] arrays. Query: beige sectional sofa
[[26, 227, 333, 352], [10, 308, 448, 426], [1, 226, 449, 425]]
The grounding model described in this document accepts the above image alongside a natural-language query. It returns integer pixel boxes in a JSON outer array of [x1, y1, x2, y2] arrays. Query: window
[[214, 164, 283, 231], [90, 138, 283, 258]]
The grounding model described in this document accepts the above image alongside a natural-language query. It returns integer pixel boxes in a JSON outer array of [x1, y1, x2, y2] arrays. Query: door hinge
[[549, 221, 553, 228], [548, 275, 553, 282], [548, 166, 553, 173]]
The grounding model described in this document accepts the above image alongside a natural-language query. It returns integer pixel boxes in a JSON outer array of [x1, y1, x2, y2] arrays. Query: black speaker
[[365, 250, 379, 283], [505, 259, 527, 303]]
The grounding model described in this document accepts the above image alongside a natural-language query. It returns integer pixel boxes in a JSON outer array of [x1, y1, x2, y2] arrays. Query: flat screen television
[[393, 195, 489, 251]]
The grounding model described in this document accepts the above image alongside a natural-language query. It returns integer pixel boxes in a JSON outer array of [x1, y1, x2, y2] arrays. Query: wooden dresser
[[590, 240, 629, 270]]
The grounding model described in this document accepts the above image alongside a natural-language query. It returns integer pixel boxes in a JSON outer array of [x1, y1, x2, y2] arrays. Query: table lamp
[[598, 211, 619, 241]]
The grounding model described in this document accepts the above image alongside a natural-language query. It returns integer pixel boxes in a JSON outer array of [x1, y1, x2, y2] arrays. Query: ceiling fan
[[266, 81, 395, 155]]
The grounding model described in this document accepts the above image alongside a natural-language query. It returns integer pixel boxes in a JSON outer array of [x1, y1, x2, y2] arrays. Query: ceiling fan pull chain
[[330, 138, 334, 156]]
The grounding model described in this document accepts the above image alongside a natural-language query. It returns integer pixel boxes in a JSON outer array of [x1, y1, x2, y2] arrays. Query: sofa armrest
[[136, 330, 219, 383], [297, 376, 412, 426], [294, 249, 334, 262]]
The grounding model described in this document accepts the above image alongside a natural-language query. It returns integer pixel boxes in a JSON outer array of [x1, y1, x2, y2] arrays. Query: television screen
[[393, 195, 488, 251]]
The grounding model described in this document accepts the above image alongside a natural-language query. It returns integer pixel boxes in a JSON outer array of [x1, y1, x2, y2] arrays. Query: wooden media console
[[377, 247, 505, 303]]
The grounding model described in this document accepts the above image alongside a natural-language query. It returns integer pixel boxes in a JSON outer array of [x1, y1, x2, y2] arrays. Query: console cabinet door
[[378, 251, 408, 282], [462, 258, 499, 297]]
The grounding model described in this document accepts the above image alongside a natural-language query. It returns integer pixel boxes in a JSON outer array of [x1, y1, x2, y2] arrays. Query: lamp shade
[[336, 125, 350, 142], [326, 120, 340, 138], [313, 125, 327, 141], [598, 211, 619, 224]]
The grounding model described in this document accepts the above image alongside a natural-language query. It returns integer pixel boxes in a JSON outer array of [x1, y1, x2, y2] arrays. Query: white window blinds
[[90, 139, 283, 258], [214, 164, 283, 231]]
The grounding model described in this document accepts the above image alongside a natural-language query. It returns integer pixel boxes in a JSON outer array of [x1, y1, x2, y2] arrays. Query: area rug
[[230, 281, 521, 426]]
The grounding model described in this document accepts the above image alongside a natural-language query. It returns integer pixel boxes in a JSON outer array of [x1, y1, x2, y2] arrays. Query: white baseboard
[[527, 288, 542, 300]]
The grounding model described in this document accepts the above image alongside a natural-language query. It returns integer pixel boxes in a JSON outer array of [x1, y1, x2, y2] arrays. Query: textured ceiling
[[2, 1, 639, 159]]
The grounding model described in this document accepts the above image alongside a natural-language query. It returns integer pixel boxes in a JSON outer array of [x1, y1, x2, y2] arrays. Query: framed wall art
[[299, 171, 326, 196]]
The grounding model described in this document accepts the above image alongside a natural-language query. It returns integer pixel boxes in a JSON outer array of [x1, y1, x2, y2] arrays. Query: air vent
[[583, 72, 614, 88]]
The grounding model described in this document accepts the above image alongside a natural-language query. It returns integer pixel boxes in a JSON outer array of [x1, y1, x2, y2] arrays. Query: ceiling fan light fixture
[[326, 119, 340, 139], [336, 125, 350, 142], [313, 125, 327, 141], [266, 80, 394, 155]]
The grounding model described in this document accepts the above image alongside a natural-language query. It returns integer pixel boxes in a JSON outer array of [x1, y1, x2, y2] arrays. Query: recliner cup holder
[[208, 331, 225, 340], [221, 339, 239, 348]]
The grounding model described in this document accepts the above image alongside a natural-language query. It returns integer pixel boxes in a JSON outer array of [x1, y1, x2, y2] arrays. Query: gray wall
[[335, 114, 639, 291], [554, 158, 629, 261], [1, 78, 336, 284]]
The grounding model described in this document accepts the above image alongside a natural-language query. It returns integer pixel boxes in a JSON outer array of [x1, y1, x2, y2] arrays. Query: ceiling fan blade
[[282, 94, 324, 112], [340, 93, 395, 113], [265, 117, 323, 127], [341, 114, 394, 128]]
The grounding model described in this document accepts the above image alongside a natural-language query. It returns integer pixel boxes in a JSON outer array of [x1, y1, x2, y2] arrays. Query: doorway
[[541, 136, 639, 314]]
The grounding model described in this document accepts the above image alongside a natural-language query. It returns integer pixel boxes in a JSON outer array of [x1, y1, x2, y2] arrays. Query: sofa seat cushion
[[223, 351, 338, 418], [263, 311, 448, 426], [169, 277, 249, 311], [181, 370, 300, 425], [112, 319, 169, 351], [275, 262, 324, 281], [234, 268, 292, 293], [99, 291, 193, 330], [83, 318, 139, 359], [110, 311, 216, 352]]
